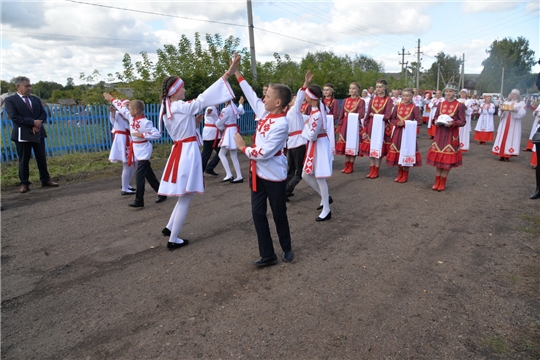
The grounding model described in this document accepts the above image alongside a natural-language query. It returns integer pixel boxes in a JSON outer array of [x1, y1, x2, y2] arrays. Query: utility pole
[[500, 67, 505, 95], [398, 46, 411, 75], [415, 39, 422, 91], [459, 53, 465, 90], [436, 63, 440, 91], [246, 0, 257, 81]]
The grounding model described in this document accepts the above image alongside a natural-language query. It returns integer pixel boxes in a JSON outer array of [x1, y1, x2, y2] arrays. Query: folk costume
[[457, 90, 473, 153], [422, 93, 432, 134], [335, 96, 365, 173], [492, 90, 526, 161], [158, 76, 235, 247], [359, 94, 393, 178], [238, 77, 292, 263], [324, 96, 340, 118], [201, 105, 222, 175], [298, 88, 333, 220], [427, 96, 444, 138], [386, 102, 422, 183], [108, 100, 136, 194], [218, 101, 245, 182], [524, 106, 540, 151], [426, 85, 466, 192], [286, 89, 308, 197], [110, 99, 162, 207], [473, 102, 495, 144]]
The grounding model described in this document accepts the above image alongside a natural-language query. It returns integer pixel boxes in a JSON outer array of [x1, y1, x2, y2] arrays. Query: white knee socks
[[122, 163, 135, 192], [166, 193, 194, 243], [219, 148, 232, 180], [302, 172, 330, 217]]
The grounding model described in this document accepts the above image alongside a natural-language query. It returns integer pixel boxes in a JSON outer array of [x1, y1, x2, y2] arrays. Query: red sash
[[205, 124, 221, 147], [127, 139, 148, 166], [250, 150, 283, 192], [289, 130, 302, 137], [303, 133, 327, 174], [163, 136, 197, 183]]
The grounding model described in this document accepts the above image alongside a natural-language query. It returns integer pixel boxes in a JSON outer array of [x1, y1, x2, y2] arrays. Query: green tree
[[424, 52, 462, 90], [32, 81, 64, 100], [1, 79, 16, 93], [476, 36, 536, 95]]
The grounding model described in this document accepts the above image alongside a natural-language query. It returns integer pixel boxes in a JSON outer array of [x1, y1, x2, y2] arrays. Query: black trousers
[[135, 160, 160, 204], [15, 139, 51, 185], [251, 177, 292, 258], [286, 145, 306, 195], [201, 140, 220, 172]]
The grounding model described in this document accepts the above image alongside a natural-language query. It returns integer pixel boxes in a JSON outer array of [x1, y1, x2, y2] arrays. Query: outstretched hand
[[239, 96, 245, 105], [103, 93, 113, 101], [226, 52, 241, 78], [304, 70, 313, 87]]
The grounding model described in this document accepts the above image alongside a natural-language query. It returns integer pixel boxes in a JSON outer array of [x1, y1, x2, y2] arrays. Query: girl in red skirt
[[426, 82, 466, 191]]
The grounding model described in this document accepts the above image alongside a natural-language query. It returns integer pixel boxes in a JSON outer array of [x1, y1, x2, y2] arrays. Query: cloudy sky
[[1, 0, 538, 86]]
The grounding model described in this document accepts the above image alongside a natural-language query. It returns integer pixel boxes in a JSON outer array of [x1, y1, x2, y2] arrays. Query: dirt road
[[2, 112, 539, 359]]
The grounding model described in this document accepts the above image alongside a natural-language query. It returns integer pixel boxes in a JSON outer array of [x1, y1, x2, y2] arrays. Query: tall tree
[[424, 52, 462, 90], [32, 81, 64, 100], [476, 36, 536, 95]]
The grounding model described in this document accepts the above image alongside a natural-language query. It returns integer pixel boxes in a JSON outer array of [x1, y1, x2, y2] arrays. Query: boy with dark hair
[[103, 94, 166, 208], [233, 72, 293, 267]]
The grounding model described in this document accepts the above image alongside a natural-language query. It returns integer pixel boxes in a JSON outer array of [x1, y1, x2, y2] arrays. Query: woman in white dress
[[158, 54, 241, 250], [217, 97, 245, 183], [108, 100, 136, 195], [492, 89, 526, 162]]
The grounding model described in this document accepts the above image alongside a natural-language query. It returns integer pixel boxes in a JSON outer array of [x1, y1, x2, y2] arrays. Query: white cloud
[[462, 0, 522, 14]]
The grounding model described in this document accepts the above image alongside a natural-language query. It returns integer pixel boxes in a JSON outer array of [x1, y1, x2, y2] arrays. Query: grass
[[484, 336, 509, 354], [519, 214, 540, 237], [1, 135, 254, 193]]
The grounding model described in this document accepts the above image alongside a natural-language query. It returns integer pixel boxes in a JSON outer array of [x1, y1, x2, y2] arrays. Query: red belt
[[205, 124, 222, 147], [289, 130, 302, 137], [114, 130, 131, 161], [250, 150, 283, 192], [303, 133, 327, 174], [163, 136, 197, 183], [127, 139, 148, 166]]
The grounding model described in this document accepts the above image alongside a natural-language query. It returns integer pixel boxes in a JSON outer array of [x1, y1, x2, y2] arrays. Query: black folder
[[18, 127, 41, 143]]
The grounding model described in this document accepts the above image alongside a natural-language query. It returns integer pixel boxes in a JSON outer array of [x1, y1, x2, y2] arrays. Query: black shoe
[[315, 211, 332, 222], [316, 196, 333, 210], [121, 190, 136, 195], [162, 227, 171, 236], [221, 177, 233, 183], [282, 250, 294, 262], [231, 178, 244, 183], [167, 240, 189, 250], [128, 201, 144, 208], [530, 188, 540, 199], [155, 195, 167, 203], [129, 187, 136, 191], [253, 256, 279, 267], [286, 193, 294, 197], [205, 169, 219, 176]]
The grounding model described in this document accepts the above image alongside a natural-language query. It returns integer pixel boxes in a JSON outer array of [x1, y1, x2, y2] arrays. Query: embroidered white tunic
[[474, 103, 495, 132], [219, 103, 245, 150], [492, 100, 526, 157], [202, 105, 220, 141], [158, 77, 235, 196], [111, 100, 160, 161], [108, 111, 132, 163], [299, 97, 332, 178], [286, 88, 308, 150], [239, 79, 288, 182]]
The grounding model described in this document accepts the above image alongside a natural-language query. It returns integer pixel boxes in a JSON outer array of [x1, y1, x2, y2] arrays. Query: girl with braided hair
[[158, 53, 241, 250]]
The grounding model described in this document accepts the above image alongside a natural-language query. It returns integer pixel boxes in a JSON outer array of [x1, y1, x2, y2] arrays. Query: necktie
[[24, 96, 32, 111]]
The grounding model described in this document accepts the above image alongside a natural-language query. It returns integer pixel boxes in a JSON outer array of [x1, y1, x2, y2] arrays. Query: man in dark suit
[[5, 76, 59, 193]]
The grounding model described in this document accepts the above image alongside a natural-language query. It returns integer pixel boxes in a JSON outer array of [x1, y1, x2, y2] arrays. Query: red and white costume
[[359, 95, 393, 157], [202, 105, 220, 145], [473, 103, 495, 143], [426, 100, 466, 169], [492, 99, 526, 159], [386, 102, 422, 167], [457, 96, 473, 152], [108, 105, 132, 163], [158, 77, 235, 196], [335, 97, 365, 156], [525, 106, 540, 151], [427, 97, 444, 138]]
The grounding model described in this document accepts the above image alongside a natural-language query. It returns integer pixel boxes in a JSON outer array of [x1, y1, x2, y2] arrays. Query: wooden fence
[[1, 103, 257, 162]]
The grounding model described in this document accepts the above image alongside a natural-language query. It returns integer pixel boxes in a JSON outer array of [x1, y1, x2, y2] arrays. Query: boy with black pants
[[104, 94, 167, 207], [233, 71, 293, 267]]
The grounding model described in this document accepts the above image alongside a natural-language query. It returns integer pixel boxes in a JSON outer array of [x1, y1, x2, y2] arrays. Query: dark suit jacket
[[5, 94, 48, 141]]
